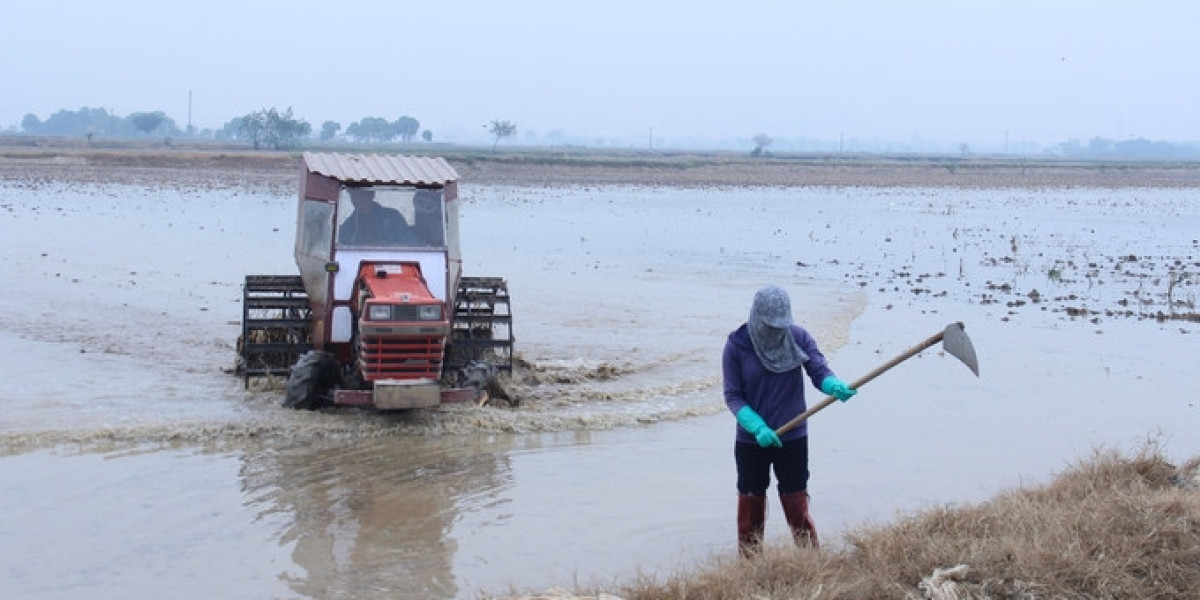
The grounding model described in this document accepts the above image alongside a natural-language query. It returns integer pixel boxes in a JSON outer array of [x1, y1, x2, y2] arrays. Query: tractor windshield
[[336, 187, 445, 248]]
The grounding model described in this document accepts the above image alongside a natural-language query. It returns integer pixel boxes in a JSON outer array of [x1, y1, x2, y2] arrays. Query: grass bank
[[503, 447, 1200, 600]]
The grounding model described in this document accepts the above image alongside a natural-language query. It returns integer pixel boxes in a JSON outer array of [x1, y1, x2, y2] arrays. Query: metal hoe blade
[[942, 321, 980, 376]]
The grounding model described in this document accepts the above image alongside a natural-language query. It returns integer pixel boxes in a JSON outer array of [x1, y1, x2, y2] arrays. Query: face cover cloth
[[748, 285, 808, 373]]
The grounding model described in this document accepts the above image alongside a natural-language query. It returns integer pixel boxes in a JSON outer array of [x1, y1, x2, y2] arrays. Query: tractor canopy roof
[[302, 152, 459, 188]]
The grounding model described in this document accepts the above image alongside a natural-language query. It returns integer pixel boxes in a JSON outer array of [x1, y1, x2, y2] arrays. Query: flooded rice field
[[1, 177, 1198, 599]]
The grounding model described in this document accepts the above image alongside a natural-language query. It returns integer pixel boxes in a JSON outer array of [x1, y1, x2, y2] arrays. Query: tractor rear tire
[[283, 351, 341, 410]]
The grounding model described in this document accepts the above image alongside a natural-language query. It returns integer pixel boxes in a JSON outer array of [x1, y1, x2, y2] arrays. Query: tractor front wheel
[[283, 351, 341, 410]]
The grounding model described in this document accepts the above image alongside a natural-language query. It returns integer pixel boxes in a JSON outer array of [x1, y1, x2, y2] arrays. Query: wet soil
[[2, 147, 1199, 599]]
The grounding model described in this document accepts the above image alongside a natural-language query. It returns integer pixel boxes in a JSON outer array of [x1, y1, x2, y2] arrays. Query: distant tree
[[31, 108, 91, 135], [230, 108, 310, 150], [21, 114, 41, 132], [320, 120, 341, 141], [20, 107, 147, 137], [1051, 136, 1190, 159], [261, 107, 311, 149], [123, 109, 182, 138], [217, 116, 244, 141], [130, 111, 167, 136], [1114, 137, 1178, 159], [1055, 138, 1083, 156], [238, 111, 268, 149], [393, 116, 420, 142], [1088, 137, 1114, 155], [487, 119, 517, 151], [346, 117, 394, 143], [751, 133, 773, 157], [421, 129, 433, 142]]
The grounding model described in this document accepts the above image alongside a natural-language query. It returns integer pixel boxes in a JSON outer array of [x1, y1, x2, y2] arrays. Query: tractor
[[238, 152, 514, 409]]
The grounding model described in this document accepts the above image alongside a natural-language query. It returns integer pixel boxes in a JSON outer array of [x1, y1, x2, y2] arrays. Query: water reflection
[[238, 435, 517, 599]]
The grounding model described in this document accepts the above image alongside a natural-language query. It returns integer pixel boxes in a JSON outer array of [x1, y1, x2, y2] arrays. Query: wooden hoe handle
[[774, 329, 946, 437]]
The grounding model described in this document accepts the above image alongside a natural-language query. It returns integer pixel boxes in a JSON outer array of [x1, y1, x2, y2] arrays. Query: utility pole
[[648, 126, 653, 150], [187, 91, 194, 137]]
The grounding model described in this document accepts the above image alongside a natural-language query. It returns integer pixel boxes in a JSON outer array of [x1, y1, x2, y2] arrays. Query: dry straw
[[510, 446, 1200, 600]]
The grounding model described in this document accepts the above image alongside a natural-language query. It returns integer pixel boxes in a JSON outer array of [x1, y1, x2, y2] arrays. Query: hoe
[[777, 322, 979, 435]]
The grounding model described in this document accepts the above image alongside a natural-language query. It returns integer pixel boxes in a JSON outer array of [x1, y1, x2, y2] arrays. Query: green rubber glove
[[821, 375, 857, 402], [736, 406, 782, 448]]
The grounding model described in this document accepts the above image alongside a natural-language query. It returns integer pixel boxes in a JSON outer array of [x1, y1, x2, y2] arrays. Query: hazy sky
[[4, 1, 1197, 148]]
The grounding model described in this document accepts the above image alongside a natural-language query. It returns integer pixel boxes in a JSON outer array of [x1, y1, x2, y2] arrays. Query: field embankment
[[3, 139, 1200, 189]]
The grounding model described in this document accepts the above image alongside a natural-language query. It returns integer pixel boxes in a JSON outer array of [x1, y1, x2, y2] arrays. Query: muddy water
[[1, 181, 1198, 599]]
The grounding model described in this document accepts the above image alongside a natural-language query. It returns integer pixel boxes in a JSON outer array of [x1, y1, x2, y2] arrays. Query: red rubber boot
[[737, 493, 767, 556], [779, 490, 819, 549]]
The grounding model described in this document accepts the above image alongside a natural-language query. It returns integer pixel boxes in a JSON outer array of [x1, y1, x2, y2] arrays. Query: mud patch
[[833, 192, 1199, 334], [512, 356, 626, 384]]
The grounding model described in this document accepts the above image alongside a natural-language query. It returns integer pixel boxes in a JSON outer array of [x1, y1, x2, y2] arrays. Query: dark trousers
[[735, 436, 809, 495]]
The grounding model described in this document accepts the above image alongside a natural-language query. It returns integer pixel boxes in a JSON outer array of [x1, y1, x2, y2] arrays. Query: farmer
[[338, 187, 412, 246], [723, 285, 857, 555]]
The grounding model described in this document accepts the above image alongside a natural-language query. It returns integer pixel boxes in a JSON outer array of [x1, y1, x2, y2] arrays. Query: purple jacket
[[723, 323, 834, 443]]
